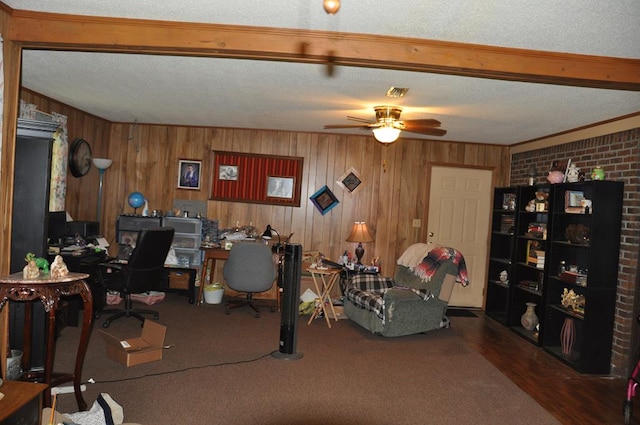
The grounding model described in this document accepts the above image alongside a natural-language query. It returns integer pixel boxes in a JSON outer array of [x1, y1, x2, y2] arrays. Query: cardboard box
[[100, 320, 167, 367]]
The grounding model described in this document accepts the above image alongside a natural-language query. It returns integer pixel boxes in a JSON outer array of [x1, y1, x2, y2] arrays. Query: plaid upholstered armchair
[[343, 244, 468, 337]]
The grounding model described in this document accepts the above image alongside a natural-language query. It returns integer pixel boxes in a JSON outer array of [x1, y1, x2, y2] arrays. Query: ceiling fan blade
[[347, 115, 376, 124], [403, 118, 442, 128], [403, 126, 448, 137], [324, 124, 371, 130]]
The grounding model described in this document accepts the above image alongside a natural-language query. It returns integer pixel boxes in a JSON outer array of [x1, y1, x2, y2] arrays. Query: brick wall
[[511, 128, 640, 376]]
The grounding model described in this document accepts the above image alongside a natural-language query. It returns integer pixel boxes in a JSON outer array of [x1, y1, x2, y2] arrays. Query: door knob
[[428, 232, 434, 237]]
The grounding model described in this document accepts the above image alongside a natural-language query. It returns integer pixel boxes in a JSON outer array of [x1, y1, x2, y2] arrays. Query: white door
[[427, 166, 492, 308]]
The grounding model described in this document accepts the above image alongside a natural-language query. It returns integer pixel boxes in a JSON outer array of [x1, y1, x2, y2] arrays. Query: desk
[[0, 272, 92, 411], [51, 249, 107, 322], [199, 246, 282, 308], [307, 268, 341, 328]]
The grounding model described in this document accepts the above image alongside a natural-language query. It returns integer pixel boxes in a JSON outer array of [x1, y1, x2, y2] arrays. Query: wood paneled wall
[[20, 89, 510, 280]]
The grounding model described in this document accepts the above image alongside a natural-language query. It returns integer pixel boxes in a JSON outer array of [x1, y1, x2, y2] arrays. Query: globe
[[128, 191, 145, 209]]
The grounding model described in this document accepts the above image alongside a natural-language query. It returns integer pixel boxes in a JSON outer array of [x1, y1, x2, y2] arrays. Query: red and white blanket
[[413, 246, 470, 287]]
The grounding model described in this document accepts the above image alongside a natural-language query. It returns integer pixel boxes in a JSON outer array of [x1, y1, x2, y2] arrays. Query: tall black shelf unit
[[508, 185, 551, 346], [541, 180, 623, 374], [8, 118, 60, 370], [485, 187, 518, 325], [486, 181, 624, 374]]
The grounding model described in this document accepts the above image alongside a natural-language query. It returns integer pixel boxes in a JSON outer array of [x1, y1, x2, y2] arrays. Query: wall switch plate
[[412, 219, 421, 228]]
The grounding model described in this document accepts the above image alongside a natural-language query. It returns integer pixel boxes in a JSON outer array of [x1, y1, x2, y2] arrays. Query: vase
[[521, 302, 539, 331], [547, 170, 564, 184], [560, 318, 576, 357]]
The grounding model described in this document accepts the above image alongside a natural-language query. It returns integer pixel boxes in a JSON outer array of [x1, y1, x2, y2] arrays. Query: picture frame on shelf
[[310, 185, 339, 215], [177, 159, 202, 190]]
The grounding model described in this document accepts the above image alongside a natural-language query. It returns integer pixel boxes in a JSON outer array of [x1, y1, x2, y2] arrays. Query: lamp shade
[[262, 225, 274, 239], [346, 222, 374, 243], [372, 126, 401, 144], [92, 158, 113, 170]]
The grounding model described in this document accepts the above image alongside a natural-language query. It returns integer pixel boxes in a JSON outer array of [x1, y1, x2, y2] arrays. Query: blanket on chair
[[414, 246, 470, 286]]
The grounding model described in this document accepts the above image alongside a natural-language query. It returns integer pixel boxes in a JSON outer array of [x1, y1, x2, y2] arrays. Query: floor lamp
[[93, 158, 113, 226]]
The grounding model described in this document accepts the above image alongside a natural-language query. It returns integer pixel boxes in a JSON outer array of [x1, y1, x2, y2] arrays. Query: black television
[[47, 211, 67, 245]]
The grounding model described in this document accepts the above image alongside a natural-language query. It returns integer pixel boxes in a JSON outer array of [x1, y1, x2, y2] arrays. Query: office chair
[[223, 243, 277, 318], [97, 227, 175, 328]]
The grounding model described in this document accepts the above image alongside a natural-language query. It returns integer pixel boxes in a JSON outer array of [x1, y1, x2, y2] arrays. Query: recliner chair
[[223, 243, 277, 318], [343, 243, 469, 337], [97, 227, 175, 328]]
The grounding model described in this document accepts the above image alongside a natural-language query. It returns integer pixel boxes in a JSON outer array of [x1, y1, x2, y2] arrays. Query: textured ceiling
[[6, 0, 640, 145]]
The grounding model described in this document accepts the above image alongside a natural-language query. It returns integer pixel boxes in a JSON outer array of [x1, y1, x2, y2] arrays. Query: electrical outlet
[[412, 219, 421, 228]]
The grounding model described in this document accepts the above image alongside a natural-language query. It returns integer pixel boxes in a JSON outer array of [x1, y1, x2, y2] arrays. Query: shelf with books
[[507, 185, 551, 345], [486, 187, 520, 325], [541, 180, 623, 374]]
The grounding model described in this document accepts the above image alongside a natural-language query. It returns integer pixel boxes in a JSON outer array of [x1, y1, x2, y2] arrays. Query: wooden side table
[[0, 381, 47, 424], [307, 268, 341, 328], [0, 272, 92, 411]]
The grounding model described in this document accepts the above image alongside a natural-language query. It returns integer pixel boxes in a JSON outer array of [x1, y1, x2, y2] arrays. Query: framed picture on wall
[[267, 176, 295, 199], [310, 185, 339, 215], [218, 164, 239, 181], [336, 167, 363, 196], [177, 159, 202, 190], [210, 151, 304, 206]]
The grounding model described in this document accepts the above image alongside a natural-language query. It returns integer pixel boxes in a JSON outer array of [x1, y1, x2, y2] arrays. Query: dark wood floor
[[452, 311, 634, 425]]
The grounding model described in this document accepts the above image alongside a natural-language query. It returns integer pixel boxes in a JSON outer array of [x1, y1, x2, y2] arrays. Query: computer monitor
[[47, 211, 67, 245]]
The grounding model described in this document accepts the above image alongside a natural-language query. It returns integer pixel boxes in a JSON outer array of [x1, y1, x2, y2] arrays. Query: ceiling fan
[[324, 105, 447, 144]]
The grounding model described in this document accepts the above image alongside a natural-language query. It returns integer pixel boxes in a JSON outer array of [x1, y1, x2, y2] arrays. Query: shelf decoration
[[565, 224, 590, 245], [210, 151, 304, 206], [336, 167, 364, 197], [521, 302, 539, 331], [561, 288, 585, 316], [560, 318, 576, 358], [502, 193, 516, 210], [310, 185, 339, 215]]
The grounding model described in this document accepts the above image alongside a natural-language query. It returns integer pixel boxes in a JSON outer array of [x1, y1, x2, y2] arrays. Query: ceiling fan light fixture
[[372, 125, 401, 144], [323, 0, 340, 14]]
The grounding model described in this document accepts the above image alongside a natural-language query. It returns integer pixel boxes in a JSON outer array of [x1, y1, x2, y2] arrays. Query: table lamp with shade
[[93, 158, 113, 226], [346, 222, 374, 264]]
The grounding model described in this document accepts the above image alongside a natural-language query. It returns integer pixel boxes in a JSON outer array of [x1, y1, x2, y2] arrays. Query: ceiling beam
[[8, 10, 640, 91]]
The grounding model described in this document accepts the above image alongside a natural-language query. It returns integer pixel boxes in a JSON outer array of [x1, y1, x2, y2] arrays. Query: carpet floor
[[50, 293, 560, 424]]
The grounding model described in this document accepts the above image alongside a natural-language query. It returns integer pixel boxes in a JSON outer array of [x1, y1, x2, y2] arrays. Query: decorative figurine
[[50, 255, 69, 278], [23, 259, 40, 279], [499, 270, 509, 284], [566, 163, 580, 183], [25, 252, 49, 274], [591, 166, 605, 180]]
